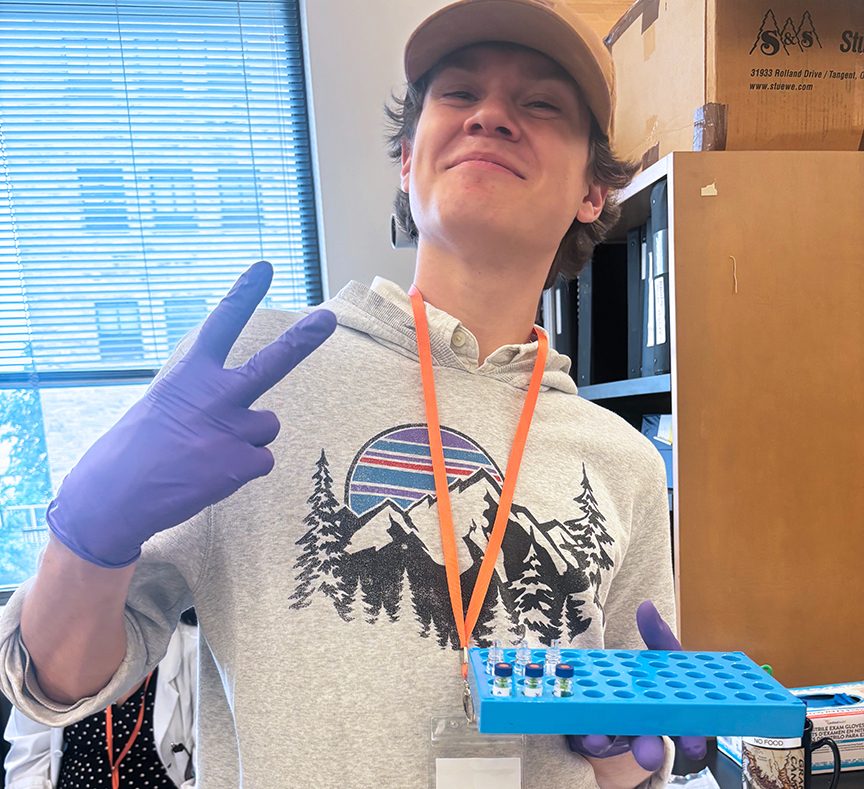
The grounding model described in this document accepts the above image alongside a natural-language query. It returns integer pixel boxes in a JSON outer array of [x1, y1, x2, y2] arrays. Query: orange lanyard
[[408, 285, 548, 680], [105, 672, 153, 789]]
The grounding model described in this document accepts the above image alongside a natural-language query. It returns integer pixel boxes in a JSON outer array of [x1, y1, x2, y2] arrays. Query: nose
[[462, 96, 521, 140]]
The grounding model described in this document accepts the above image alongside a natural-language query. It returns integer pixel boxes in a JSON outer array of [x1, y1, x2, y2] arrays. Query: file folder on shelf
[[649, 179, 671, 375], [576, 261, 592, 386], [626, 227, 642, 379]]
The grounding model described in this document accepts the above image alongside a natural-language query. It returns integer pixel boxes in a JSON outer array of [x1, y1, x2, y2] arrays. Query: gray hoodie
[[0, 278, 675, 788]]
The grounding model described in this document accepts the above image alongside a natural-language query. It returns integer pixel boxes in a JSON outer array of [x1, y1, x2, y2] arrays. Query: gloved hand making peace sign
[[567, 601, 708, 772], [47, 260, 337, 569]]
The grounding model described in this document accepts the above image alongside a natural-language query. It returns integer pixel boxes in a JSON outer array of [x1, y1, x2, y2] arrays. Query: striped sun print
[[345, 424, 503, 515]]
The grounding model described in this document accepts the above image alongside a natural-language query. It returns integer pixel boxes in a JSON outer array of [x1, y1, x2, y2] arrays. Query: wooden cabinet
[[573, 151, 864, 687]]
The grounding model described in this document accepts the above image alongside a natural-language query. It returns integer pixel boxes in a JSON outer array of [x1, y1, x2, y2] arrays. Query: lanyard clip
[[460, 647, 475, 723], [462, 679, 475, 723]]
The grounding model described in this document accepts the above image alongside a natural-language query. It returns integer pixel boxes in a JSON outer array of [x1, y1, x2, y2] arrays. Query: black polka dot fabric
[[57, 666, 177, 788]]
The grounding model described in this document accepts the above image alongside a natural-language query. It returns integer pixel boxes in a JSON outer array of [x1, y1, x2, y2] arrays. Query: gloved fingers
[[630, 736, 667, 772], [235, 445, 276, 483], [567, 734, 614, 756], [566, 734, 632, 759], [194, 260, 274, 366], [636, 600, 682, 651], [232, 409, 281, 447], [233, 309, 337, 407], [676, 735, 708, 760]]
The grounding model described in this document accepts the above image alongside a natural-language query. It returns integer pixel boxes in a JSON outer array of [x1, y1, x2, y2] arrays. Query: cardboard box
[[717, 682, 864, 774], [606, 0, 864, 168]]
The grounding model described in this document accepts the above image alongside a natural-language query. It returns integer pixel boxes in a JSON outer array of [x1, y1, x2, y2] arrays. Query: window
[[95, 299, 144, 361], [165, 297, 209, 350], [77, 167, 131, 234], [0, 0, 322, 592]]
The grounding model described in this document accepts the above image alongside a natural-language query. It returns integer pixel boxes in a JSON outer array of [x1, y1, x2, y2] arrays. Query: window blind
[[0, 0, 322, 381]]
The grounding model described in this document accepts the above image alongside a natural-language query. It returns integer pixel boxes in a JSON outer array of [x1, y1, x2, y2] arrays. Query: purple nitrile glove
[[47, 260, 337, 569], [566, 601, 708, 772]]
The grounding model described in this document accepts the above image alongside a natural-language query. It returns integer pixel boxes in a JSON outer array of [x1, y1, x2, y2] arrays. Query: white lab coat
[[3, 623, 197, 788]]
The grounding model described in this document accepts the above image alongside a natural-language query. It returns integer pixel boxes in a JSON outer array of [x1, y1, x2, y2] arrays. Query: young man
[[0, 1, 704, 786]]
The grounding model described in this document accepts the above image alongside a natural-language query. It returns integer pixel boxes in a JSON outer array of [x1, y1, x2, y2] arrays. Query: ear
[[575, 181, 609, 224], [400, 139, 412, 192]]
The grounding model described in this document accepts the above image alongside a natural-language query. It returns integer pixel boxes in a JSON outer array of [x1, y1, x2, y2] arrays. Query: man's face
[[401, 43, 605, 256]]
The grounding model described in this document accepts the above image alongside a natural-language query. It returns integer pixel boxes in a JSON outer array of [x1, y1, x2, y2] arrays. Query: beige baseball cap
[[404, 0, 616, 139]]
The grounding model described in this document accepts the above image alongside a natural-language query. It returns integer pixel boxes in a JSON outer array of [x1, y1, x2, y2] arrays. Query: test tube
[[486, 639, 504, 675], [553, 663, 574, 698], [514, 639, 531, 677], [523, 662, 544, 697], [544, 638, 561, 677], [492, 662, 513, 697]]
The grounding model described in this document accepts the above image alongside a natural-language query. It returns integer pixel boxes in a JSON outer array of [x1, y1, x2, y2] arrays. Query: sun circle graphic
[[345, 424, 502, 516]]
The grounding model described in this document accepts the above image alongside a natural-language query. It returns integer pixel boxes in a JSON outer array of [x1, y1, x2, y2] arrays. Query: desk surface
[[674, 740, 864, 789]]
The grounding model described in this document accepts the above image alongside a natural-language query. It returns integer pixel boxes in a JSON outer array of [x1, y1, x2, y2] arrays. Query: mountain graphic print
[[288, 424, 615, 649]]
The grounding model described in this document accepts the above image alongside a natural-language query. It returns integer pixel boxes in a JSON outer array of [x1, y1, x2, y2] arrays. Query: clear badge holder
[[429, 714, 524, 789]]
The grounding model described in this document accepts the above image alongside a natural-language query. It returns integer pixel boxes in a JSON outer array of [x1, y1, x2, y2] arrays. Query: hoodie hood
[[319, 278, 576, 395]]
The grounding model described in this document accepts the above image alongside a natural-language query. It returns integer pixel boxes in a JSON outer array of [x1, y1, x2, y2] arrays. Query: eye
[[527, 100, 560, 112], [443, 91, 477, 101]]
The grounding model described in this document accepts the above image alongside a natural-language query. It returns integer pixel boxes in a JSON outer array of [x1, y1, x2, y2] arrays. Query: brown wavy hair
[[383, 52, 639, 289]]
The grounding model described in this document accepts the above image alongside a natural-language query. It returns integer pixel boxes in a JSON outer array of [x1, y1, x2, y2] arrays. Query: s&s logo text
[[750, 9, 822, 56]]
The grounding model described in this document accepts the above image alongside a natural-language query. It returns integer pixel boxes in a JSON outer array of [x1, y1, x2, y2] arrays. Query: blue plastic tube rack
[[467, 647, 806, 737]]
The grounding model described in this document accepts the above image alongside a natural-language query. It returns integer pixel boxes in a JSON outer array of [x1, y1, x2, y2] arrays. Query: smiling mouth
[[453, 159, 524, 179]]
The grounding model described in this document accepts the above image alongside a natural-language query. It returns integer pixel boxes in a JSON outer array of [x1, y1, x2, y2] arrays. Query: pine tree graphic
[[796, 11, 822, 50], [289, 450, 351, 619], [570, 463, 614, 621], [778, 16, 800, 53], [472, 572, 522, 647], [560, 594, 591, 641], [749, 9, 782, 55], [510, 541, 560, 642]]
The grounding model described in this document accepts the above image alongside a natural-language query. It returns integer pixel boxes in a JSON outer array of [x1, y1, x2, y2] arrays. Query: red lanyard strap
[[408, 285, 548, 676], [105, 672, 153, 789]]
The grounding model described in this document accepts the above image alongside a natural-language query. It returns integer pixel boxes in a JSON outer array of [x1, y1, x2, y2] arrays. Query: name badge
[[430, 715, 523, 789]]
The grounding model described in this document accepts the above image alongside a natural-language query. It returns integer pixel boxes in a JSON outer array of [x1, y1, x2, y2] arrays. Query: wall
[[301, 0, 442, 298]]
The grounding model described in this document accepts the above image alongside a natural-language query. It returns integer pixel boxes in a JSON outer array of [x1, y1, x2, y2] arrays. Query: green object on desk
[[761, 664, 774, 677]]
